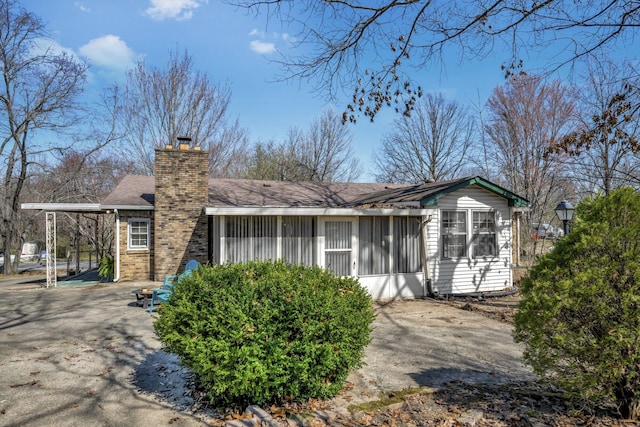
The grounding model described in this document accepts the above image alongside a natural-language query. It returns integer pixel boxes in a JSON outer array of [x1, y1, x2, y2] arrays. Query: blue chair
[[149, 260, 199, 313]]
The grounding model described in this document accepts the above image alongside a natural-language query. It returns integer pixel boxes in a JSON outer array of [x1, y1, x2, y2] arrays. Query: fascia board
[[205, 207, 433, 216]]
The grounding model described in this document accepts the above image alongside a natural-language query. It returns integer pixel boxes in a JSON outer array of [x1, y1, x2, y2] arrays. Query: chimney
[[153, 137, 209, 280]]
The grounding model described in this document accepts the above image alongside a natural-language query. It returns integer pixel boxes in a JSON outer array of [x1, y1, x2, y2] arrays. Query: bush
[[514, 188, 640, 419], [153, 260, 375, 407]]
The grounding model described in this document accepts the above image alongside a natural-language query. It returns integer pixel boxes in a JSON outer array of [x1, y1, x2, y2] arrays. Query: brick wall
[[153, 145, 209, 281], [117, 210, 154, 281]]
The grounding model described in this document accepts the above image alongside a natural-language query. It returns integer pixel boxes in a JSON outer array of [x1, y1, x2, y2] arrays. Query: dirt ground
[[308, 294, 628, 427], [0, 277, 633, 426]]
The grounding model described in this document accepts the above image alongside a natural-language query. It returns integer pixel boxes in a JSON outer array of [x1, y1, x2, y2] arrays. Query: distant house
[[23, 142, 528, 300]]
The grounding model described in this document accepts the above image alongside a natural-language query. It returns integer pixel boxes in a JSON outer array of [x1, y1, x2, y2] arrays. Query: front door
[[323, 219, 356, 276]]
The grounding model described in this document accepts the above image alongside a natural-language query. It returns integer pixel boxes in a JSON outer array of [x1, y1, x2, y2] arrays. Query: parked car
[[532, 223, 556, 239], [21, 241, 44, 262]]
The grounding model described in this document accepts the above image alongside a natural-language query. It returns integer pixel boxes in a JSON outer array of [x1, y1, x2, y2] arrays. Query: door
[[323, 219, 356, 276]]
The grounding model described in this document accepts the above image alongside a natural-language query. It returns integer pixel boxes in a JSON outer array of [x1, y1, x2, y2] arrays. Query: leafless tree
[[245, 108, 362, 182], [227, 0, 640, 122], [295, 108, 362, 182], [554, 59, 640, 196], [373, 93, 475, 183], [119, 48, 249, 176], [0, 0, 88, 274], [209, 118, 252, 178], [482, 74, 578, 256]]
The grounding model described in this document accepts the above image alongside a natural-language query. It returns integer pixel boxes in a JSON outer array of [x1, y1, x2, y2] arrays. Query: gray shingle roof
[[100, 175, 529, 210], [100, 175, 405, 209], [101, 175, 155, 209]]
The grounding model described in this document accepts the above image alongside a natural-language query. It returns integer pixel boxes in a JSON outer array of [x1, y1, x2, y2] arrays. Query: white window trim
[[441, 210, 468, 260], [472, 210, 498, 259], [128, 218, 150, 250], [440, 209, 500, 261]]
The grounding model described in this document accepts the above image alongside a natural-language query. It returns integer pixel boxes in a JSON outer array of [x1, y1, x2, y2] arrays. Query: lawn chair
[[149, 260, 199, 313]]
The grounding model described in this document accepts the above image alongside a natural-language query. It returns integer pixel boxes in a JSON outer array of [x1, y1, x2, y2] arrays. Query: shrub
[[514, 188, 640, 419], [153, 260, 375, 407]]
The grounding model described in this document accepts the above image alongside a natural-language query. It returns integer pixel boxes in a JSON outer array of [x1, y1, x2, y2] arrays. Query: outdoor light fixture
[[554, 200, 574, 236]]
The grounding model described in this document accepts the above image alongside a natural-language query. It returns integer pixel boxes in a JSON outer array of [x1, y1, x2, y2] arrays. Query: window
[[473, 211, 497, 258], [441, 211, 467, 258], [282, 216, 316, 266], [393, 217, 421, 273], [128, 219, 149, 249], [359, 217, 389, 275], [226, 216, 277, 262]]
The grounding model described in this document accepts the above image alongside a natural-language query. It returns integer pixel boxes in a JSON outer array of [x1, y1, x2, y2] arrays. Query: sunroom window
[[225, 216, 277, 262], [282, 216, 316, 266], [358, 216, 389, 275], [392, 217, 421, 273]]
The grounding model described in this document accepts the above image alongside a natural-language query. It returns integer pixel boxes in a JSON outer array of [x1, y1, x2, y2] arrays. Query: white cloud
[[249, 40, 276, 55], [145, 0, 202, 21], [33, 38, 79, 60], [74, 2, 91, 12], [79, 35, 137, 72]]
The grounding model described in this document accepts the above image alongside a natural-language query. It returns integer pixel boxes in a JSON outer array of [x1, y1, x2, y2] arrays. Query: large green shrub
[[153, 260, 375, 407], [514, 188, 640, 419]]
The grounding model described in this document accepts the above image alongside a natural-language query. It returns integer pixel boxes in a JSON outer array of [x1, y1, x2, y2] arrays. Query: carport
[[20, 203, 110, 287]]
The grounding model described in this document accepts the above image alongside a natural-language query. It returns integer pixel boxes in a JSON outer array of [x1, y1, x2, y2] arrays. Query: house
[[23, 143, 528, 299]]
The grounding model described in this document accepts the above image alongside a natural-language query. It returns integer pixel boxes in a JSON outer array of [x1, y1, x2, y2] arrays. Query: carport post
[[45, 212, 57, 288]]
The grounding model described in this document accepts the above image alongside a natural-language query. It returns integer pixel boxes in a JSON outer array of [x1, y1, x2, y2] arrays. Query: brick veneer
[[117, 210, 154, 281], [153, 146, 209, 281]]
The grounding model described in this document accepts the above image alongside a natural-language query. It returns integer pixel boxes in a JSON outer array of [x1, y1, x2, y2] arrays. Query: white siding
[[430, 186, 512, 294]]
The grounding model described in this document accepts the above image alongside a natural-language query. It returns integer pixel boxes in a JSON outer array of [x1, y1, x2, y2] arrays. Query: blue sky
[[26, 0, 544, 181]]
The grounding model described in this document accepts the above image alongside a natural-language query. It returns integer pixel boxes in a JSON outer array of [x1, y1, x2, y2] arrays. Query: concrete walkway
[[0, 277, 534, 426]]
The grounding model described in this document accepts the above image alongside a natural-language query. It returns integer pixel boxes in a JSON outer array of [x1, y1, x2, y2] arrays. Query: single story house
[[23, 143, 528, 300]]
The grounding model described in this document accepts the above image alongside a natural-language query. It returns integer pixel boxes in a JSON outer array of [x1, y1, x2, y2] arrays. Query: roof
[[98, 175, 406, 209], [349, 176, 529, 208], [100, 175, 155, 210], [206, 179, 405, 208], [23, 175, 529, 213]]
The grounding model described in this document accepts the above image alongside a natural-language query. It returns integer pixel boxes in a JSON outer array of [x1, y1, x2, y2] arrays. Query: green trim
[[419, 176, 529, 208]]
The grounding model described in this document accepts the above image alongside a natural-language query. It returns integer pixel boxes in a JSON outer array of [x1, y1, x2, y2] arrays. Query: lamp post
[[554, 200, 574, 236]]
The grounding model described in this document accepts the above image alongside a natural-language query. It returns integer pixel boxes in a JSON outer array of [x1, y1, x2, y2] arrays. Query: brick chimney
[[153, 137, 208, 280]]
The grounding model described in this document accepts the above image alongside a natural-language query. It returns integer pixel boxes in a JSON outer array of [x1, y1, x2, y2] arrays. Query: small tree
[[514, 187, 640, 419]]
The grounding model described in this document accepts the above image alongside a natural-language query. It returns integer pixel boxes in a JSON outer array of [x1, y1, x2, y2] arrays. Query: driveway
[[0, 277, 534, 426]]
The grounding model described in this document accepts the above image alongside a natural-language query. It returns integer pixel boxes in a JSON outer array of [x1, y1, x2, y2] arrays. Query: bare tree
[[553, 59, 640, 196], [227, 0, 640, 122], [209, 118, 252, 178], [373, 93, 475, 183], [119, 48, 249, 176], [0, 0, 87, 274], [245, 109, 362, 182], [482, 74, 578, 256], [295, 108, 362, 182]]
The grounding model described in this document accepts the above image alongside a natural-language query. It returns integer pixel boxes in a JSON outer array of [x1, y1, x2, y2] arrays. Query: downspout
[[515, 211, 521, 266], [421, 214, 434, 298], [113, 209, 120, 282]]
